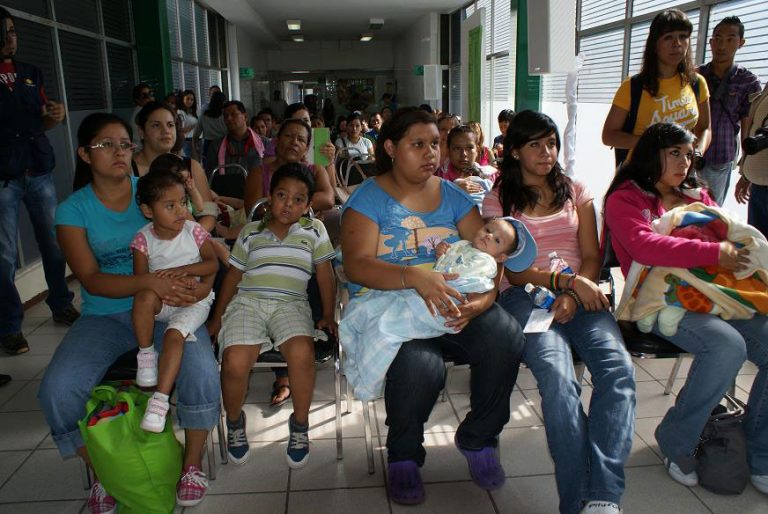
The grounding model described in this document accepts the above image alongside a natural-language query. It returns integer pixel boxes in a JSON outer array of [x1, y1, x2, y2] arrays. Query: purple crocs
[[387, 460, 426, 505], [455, 436, 506, 490]]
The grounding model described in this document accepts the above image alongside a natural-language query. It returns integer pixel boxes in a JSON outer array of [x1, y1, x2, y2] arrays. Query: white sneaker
[[664, 457, 698, 487], [140, 396, 169, 433], [752, 474, 768, 495], [136, 349, 158, 387], [580, 501, 622, 514]]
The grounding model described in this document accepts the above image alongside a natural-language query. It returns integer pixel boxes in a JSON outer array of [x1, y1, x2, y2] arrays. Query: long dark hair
[[605, 123, 701, 206], [73, 113, 133, 191], [204, 91, 226, 118], [177, 89, 197, 117], [375, 107, 437, 173], [639, 9, 696, 97], [496, 110, 571, 215]]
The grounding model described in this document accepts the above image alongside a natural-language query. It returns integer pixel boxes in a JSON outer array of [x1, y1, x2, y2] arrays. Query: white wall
[[540, 100, 747, 230], [393, 13, 440, 107], [234, 27, 269, 115], [265, 40, 394, 72]]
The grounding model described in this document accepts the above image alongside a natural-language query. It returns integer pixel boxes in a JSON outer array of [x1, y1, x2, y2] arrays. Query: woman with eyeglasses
[[39, 113, 220, 511], [131, 101, 217, 232]]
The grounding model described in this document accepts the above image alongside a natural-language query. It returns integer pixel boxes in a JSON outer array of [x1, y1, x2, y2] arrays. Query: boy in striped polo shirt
[[209, 163, 337, 469]]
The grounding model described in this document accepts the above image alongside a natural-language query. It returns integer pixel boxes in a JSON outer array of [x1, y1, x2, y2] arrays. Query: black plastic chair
[[208, 163, 249, 200]]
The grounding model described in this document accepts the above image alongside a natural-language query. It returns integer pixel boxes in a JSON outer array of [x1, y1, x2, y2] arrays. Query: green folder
[[313, 127, 331, 167]]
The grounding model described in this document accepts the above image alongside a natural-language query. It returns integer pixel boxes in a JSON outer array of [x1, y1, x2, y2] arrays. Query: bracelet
[[567, 274, 577, 290], [400, 265, 408, 288], [550, 272, 557, 291], [564, 289, 582, 306]]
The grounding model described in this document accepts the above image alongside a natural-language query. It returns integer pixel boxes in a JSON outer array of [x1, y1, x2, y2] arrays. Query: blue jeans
[[38, 310, 221, 459], [499, 287, 636, 514], [384, 303, 524, 465], [0, 173, 73, 336], [697, 160, 733, 206], [749, 184, 768, 240], [651, 312, 768, 475]]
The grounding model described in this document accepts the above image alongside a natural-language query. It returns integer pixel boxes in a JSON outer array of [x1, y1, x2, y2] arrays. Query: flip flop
[[455, 435, 506, 490], [270, 381, 291, 408], [387, 460, 425, 505]]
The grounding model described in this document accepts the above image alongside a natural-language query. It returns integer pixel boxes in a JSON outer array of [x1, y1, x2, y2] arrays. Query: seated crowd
[[29, 11, 768, 514]]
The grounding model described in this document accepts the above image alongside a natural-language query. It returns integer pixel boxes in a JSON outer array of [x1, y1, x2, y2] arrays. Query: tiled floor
[[1, 286, 767, 513]]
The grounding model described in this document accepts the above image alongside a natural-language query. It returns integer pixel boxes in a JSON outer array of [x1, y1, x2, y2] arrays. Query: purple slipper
[[455, 436, 506, 490], [387, 460, 426, 505]]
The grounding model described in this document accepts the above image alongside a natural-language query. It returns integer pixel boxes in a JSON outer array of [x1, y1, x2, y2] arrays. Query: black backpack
[[695, 394, 750, 495], [614, 74, 701, 167]]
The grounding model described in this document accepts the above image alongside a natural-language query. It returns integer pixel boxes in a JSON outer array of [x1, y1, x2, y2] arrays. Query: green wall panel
[[131, 0, 172, 96], [513, 0, 541, 112]]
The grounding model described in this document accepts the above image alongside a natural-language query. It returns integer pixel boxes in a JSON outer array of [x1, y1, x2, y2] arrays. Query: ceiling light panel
[[286, 20, 301, 31]]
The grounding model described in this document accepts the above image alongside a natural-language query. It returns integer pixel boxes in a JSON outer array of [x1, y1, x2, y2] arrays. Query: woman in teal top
[[38, 113, 220, 510]]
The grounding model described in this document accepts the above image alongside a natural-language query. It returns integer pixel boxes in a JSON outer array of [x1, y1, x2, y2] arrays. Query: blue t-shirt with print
[[341, 177, 476, 296], [55, 177, 148, 315]]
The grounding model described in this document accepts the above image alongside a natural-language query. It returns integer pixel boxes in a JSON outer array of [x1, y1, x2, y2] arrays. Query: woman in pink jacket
[[604, 122, 768, 495]]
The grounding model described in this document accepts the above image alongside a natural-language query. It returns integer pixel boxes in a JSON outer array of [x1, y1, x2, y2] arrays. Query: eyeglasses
[[139, 92, 152, 99], [86, 140, 137, 153]]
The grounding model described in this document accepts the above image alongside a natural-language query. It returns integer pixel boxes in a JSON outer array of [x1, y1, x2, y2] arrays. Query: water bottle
[[524, 283, 556, 309], [548, 251, 573, 274]]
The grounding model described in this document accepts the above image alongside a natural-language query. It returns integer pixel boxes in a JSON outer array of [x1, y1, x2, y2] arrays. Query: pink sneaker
[[87, 480, 116, 514], [176, 464, 208, 507]]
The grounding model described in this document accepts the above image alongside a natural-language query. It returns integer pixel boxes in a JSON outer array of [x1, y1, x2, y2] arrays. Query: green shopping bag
[[79, 385, 182, 514]]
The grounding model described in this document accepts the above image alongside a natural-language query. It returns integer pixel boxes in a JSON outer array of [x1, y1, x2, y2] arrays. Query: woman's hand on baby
[[434, 241, 452, 260], [316, 316, 338, 337], [148, 275, 197, 305], [410, 267, 464, 318], [444, 291, 493, 331], [154, 268, 188, 279], [552, 294, 577, 324], [456, 179, 484, 194], [719, 242, 750, 272], [572, 275, 610, 311]]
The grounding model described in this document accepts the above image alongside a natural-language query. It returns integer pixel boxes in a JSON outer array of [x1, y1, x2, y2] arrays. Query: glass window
[[579, 28, 624, 103], [10, 18, 59, 100], [58, 31, 106, 110], [167, 0, 181, 59], [102, 0, 132, 42], [195, 3, 210, 66], [107, 43, 135, 108], [54, 0, 99, 33], [178, 0, 196, 61], [580, 0, 626, 31]]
